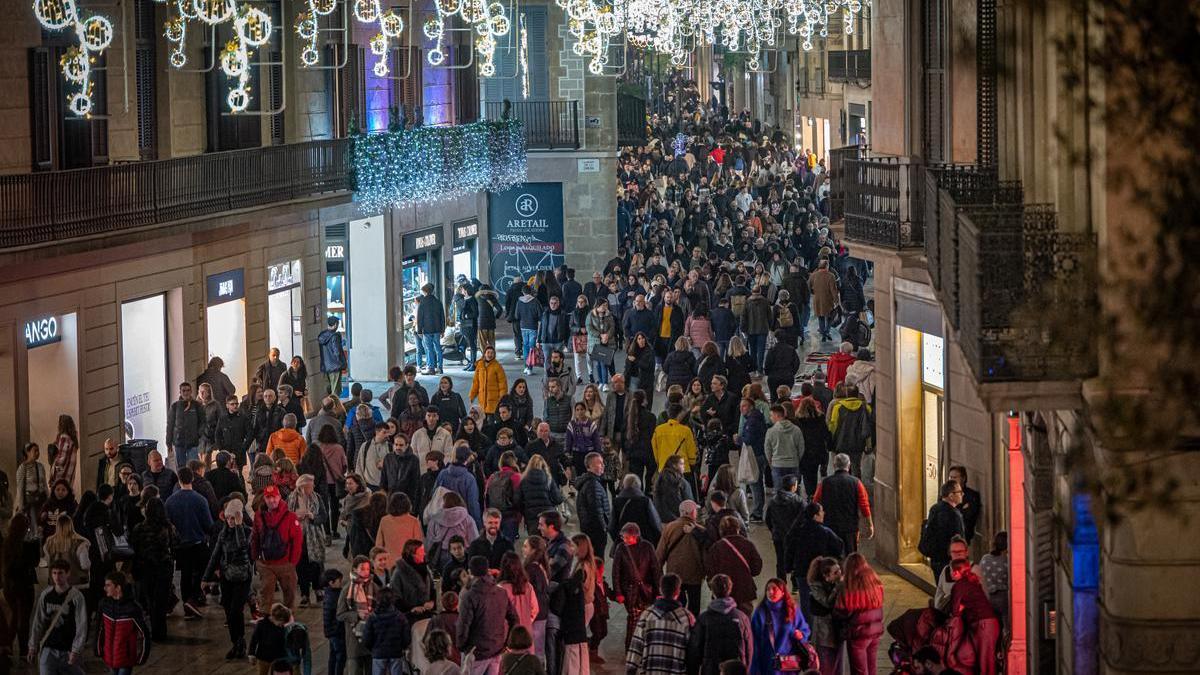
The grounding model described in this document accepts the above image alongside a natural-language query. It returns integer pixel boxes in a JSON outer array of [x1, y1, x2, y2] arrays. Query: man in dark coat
[[559, 267, 584, 310], [254, 348, 287, 392], [214, 396, 253, 468], [763, 474, 807, 579], [504, 277, 527, 359], [610, 522, 662, 649], [206, 451, 243, 502], [415, 283, 447, 374], [457, 556, 519, 672], [949, 465, 983, 543], [466, 509, 515, 569], [575, 452, 612, 558], [609, 474, 663, 547], [813, 452, 874, 553], [922, 479, 966, 580]]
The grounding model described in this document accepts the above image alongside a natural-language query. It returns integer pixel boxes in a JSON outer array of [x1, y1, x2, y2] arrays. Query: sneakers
[[576, 377, 584, 385], [183, 601, 203, 619], [523, 367, 532, 375]]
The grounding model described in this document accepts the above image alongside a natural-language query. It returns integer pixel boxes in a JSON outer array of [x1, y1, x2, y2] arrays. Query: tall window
[[921, 0, 948, 162], [482, 4, 548, 102], [29, 44, 109, 170], [135, 0, 157, 159]]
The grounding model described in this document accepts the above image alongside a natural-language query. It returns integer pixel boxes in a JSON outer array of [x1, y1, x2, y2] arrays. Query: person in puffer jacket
[[361, 588, 413, 673], [96, 571, 151, 672], [564, 402, 602, 477], [424, 491, 479, 569]]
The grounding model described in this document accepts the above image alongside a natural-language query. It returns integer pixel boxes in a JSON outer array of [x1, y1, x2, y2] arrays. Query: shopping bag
[[526, 345, 544, 368], [736, 443, 760, 484]]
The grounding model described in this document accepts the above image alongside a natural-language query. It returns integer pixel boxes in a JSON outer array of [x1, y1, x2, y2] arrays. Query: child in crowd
[[249, 604, 291, 675], [321, 569, 346, 675], [440, 536, 469, 594]]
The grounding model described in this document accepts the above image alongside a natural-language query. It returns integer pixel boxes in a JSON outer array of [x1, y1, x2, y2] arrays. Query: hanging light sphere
[[164, 16, 185, 41], [300, 46, 319, 65], [427, 47, 446, 65], [227, 87, 250, 113], [353, 0, 380, 23], [369, 32, 388, 55], [67, 91, 92, 116], [79, 15, 113, 51], [169, 50, 187, 67], [373, 59, 390, 76], [33, 0, 77, 30], [60, 47, 89, 83], [220, 44, 247, 77], [193, 0, 235, 25], [423, 16, 443, 39], [311, 0, 337, 15], [236, 6, 272, 47], [380, 11, 404, 37]]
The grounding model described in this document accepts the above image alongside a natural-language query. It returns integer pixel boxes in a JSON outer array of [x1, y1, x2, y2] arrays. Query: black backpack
[[487, 474, 515, 512], [259, 518, 288, 561]]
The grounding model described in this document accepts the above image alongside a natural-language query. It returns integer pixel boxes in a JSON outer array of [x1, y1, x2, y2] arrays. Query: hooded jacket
[[652, 468, 694, 523], [362, 605, 412, 659], [690, 596, 753, 675], [515, 468, 562, 527], [610, 486, 662, 545], [844, 359, 877, 403], [474, 287, 502, 330], [828, 398, 874, 455], [742, 292, 773, 336], [426, 505, 480, 554], [764, 418, 805, 468], [433, 464, 482, 526], [266, 428, 306, 464], [513, 295, 543, 330], [826, 351, 856, 389], [96, 594, 151, 668], [318, 328, 346, 374], [469, 358, 508, 414]]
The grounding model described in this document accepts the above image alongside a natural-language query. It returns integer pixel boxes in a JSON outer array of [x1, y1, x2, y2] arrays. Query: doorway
[[25, 312, 80, 494]]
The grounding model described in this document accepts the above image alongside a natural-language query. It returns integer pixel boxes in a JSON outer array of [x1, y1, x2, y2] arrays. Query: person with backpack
[[484, 452, 523, 539], [252, 485, 303, 612], [826, 384, 874, 478], [96, 571, 151, 674]]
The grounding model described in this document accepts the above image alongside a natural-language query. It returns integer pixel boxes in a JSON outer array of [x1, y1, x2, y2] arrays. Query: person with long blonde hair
[[43, 513, 90, 588], [836, 553, 885, 675], [562, 534, 597, 674]]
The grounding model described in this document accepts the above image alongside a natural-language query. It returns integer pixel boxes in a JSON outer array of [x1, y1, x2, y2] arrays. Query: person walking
[[809, 260, 839, 342], [166, 382, 204, 467], [625, 573, 693, 675], [611, 523, 662, 649], [458, 555, 519, 674], [27, 559, 88, 675], [609, 473, 662, 548], [762, 331, 801, 402], [784, 502, 844, 620], [129, 498, 174, 641], [688, 574, 752, 675], [806, 557, 843, 675], [457, 284, 481, 370], [318, 317, 347, 396], [656, 499, 706, 617], [252, 485, 303, 612], [827, 385, 873, 478], [704, 516, 763, 616], [361, 588, 413, 675], [203, 498, 254, 658], [652, 455, 694, 524], [763, 474, 806, 579], [748, 578, 810, 675], [763, 405, 804, 489], [835, 553, 884, 675], [536, 296, 570, 370], [96, 570, 151, 675], [469, 346, 509, 422], [164, 466, 214, 619], [574, 453, 612, 559], [920, 480, 966, 581], [813, 453, 873, 554]]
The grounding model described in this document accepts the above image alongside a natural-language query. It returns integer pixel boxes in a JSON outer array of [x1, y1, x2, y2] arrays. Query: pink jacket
[[684, 315, 715, 349]]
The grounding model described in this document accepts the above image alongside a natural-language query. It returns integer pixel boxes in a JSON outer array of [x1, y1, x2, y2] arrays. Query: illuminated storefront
[[401, 226, 444, 359]]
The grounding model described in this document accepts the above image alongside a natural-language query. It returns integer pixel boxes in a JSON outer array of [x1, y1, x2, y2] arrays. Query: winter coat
[[662, 350, 698, 390], [652, 303, 685, 341], [543, 394, 573, 433], [376, 514, 423, 564], [215, 409, 253, 456], [410, 426, 454, 465], [763, 490, 806, 544], [826, 352, 856, 390], [656, 514, 706, 584], [196, 367, 237, 405], [380, 450, 421, 500], [203, 522, 254, 583], [96, 595, 151, 669], [388, 557, 435, 614], [612, 539, 662, 606], [763, 342, 801, 384], [318, 328, 346, 374], [426, 506, 480, 558], [625, 345, 656, 385], [705, 536, 763, 610], [828, 398, 874, 455], [690, 597, 753, 675], [141, 468, 178, 501], [469, 358, 508, 414], [623, 307, 656, 342], [651, 419, 699, 472], [738, 409, 767, 457], [807, 580, 840, 648], [253, 403, 286, 451], [515, 468, 561, 526], [782, 271, 810, 309], [458, 575, 519, 660], [429, 390, 467, 432], [433, 464, 482, 526], [749, 599, 810, 675], [710, 306, 737, 342], [457, 294, 479, 331], [743, 293, 773, 335], [609, 487, 662, 545], [574, 472, 611, 534], [287, 489, 328, 563], [537, 307, 570, 344], [844, 360, 876, 403], [267, 428, 306, 465], [256, 359, 288, 392], [474, 288, 502, 330], [809, 268, 840, 316], [355, 439, 389, 488], [652, 468, 694, 523], [166, 399, 204, 449], [723, 354, 751, 396], [346, 418, 376, 468], [796, 416, 832, 472], [684, 315, 716, 349], [251, 499, 303, 565], [513, 295, 543, 331], [499, 392, 534, 430], [416, 294, 447, 335], [362, 606, 412, 659], [586, 311, 617, 351], [784, 518, 845, 581], [565, 419, 602, 458], [764, 419, 805, 468]]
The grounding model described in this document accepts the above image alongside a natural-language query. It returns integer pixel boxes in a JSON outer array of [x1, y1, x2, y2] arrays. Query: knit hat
[[468, 555, 490, 577]]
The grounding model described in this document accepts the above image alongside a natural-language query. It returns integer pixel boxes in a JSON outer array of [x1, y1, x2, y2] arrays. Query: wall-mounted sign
[[577, 158, 601, 173], [402, 227, 444, 256], [922, 333, 945, 389], [268, 260, 302, 293], [24, 316, 61, 349], [488, 182, 565, 295], [206, 268, 245, 306], [585, 116, 601, 128], [453, 220, 478, 243], [324, 243, 346, 260]]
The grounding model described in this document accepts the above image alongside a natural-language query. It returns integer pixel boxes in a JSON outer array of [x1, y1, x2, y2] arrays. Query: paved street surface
[[27, 327, 924, 674]]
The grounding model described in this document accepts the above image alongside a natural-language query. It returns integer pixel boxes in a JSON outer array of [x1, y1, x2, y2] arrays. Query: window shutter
[[454, 43, 479, 123], [390, 46, 424, 125], [336, 43, 366, 135], [135, 0, 157, 159], [269, 49, 284, 144], [28, 47, 55, 171], [921, 0, 947, 162], [526, 6, 548, 100]]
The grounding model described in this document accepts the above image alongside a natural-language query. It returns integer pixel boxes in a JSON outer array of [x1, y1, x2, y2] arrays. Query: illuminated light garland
[[422, 0, 509, 76], [519, 13, 529, 99], [34, 0, 112, 117], [350, 119, 527, 214], [163, 1, 273, 112], [164, 15, 187, 67], [294, 0, 336, 67]]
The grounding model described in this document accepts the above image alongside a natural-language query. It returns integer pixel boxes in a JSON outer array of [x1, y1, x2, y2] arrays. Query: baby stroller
[[885, 607, 984, 674], [441, 327, 466, 365]]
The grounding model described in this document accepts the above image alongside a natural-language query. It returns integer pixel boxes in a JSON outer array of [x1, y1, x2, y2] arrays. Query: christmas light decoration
[[422, 0, 509, 75], [162, 0, 273, 112], [294, 0, 336, 67], [350, 119, 527, 214], [519, 13, 529, 99], [33, 0, 113, 117]]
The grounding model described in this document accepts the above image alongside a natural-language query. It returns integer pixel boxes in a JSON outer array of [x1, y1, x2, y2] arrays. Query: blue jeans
[[373, 658, 406, 675], [40, 648, 83, 675], [717, 340, 729, 358], [542, 342, 564, 363], [175, 446, 199, 469], [592, 360, 611, 384], [328, 635, 347, 675], [798, 304, 811, 337], [818, 315, 832, 337], [747, 333, 767, 372], [420, 333, 443, 370], [521, 329, 538, 363]]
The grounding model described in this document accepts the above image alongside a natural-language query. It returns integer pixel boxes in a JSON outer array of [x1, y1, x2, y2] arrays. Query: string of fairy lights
[[34, 0, 860, 116]]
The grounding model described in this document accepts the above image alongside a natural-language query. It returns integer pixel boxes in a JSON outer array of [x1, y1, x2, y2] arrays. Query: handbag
[[766, 612, 820, 672], [572, 334, 589, 353], [591, 343, 616, 365], [526, 345, 544, 368]]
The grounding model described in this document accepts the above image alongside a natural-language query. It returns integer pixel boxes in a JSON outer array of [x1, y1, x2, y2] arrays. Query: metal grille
[[269, 50, 284, 144], [135, 46, 157, 158], [921, 0, 947, 162], [842, 153, 923, 249], [29, 48, 54, 171], [976, 0, 998, 167]]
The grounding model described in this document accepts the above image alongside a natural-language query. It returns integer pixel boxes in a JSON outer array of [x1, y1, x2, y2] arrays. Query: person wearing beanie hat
[[288, 474, 327, 607], [204, 493, 254, 658], [458, 555, 519, 671], [318, 315, 347, 397]]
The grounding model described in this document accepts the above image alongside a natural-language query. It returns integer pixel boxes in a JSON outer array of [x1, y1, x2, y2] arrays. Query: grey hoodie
[[764, 418, 805, 467]]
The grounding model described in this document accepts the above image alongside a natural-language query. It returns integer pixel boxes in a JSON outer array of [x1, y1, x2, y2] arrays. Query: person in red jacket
[[825, 341, 857, 390], [96, 571, 151, 674], [252, 485, 303, 612], [948, 558, 1001, 675]]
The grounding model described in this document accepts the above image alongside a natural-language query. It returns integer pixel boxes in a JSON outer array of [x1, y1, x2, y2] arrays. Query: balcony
[[828, 49, 872, 82], [923, 165, 1097, 383], [483, 100, 581, 150], [839, 149, 924, 249], [0, 139, 350, 250], [617, 93, 648, 147]]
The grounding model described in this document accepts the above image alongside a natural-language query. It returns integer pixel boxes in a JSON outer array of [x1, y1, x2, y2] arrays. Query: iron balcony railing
[[828, 144, 865, 223], [617, 93, 648, 147], [840, 151, 924, 249], [922, 164, 1095, 382], [484, 100, 581, 150], [0, 138, 351, 249], [828, 49, 872, 82]]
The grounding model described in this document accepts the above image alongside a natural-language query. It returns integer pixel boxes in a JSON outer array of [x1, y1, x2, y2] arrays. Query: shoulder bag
[[765, 611, 820, 672]]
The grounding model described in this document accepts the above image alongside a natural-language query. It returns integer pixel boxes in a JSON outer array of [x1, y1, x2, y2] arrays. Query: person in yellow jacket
[[266, 412, 306, 464], [651, 403, 699, 472], [469, 345, 509, 418]]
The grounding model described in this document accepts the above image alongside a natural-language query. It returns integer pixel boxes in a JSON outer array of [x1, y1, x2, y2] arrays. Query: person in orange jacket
[[469, 345, 509, 420], [266, 413, 306, 464]]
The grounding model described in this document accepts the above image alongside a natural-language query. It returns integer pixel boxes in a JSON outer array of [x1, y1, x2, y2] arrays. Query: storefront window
[[26, 312, 80, 494], [897, 325, 946, 573], [402, 253, 433, 355], [121, 295, 169, 450], [206, 269, 248, 394], [268, 260, 304, 362]]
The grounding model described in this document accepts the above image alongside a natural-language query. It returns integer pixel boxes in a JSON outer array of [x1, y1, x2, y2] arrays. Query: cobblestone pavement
[[21, 321, 926, 674]]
